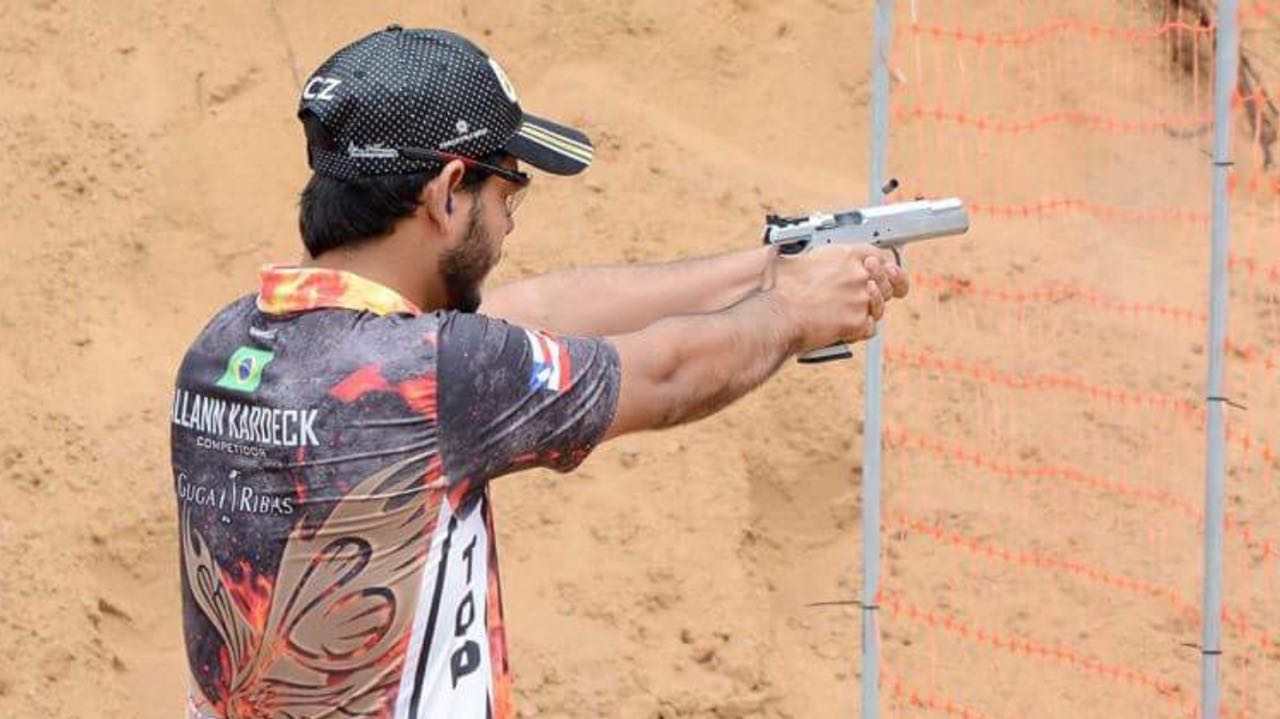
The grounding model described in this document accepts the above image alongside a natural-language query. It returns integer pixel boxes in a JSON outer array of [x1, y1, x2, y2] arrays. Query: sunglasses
[[396, 147, 529, 186], [397, 147, 531, 215]]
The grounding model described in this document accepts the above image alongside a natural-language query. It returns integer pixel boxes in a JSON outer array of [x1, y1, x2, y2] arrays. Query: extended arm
[[480, 247, 773, 336], [603, 291, 798, 438], [603, 246, 907, 439], [433, 244, 907, 482]]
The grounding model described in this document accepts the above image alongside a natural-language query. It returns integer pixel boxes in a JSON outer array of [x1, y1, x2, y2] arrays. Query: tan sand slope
[[0, 1, 1277, 717]]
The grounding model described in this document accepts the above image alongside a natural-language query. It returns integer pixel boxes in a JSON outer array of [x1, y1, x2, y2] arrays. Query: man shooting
[[170, 26, 907, 719]]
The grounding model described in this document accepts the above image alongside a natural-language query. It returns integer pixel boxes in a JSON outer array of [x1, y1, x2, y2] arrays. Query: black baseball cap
[[298, 26, 593, 180]]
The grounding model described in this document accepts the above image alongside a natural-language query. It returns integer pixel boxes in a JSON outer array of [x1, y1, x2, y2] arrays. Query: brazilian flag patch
[[216, 346, 276, 393]]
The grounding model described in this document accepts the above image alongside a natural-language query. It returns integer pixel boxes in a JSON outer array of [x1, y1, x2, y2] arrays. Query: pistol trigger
[[890, 246, 902, 267]]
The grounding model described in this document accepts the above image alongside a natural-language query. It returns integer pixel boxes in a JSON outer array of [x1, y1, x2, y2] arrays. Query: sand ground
[[1, 1, 1277, 717]]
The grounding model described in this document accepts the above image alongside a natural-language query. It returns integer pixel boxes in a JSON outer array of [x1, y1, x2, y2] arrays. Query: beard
[[440, 198, 500, 313]]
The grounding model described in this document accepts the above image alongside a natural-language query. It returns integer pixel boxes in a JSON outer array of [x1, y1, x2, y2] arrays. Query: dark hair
[[298, 166, 489, 258]]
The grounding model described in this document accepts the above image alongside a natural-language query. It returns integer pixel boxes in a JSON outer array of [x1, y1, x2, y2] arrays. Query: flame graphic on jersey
[[181, 451, 441, 718], [257, 266, 423, 317]]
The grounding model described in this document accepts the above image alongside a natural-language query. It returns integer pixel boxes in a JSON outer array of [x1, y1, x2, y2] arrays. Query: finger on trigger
[[863, 255, 888, 289], [864, 259, 892, 299], [887, 264, 909, 298]]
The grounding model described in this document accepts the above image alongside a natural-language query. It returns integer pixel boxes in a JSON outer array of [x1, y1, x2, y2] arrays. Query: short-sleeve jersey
[[170, 266, 620, 719]]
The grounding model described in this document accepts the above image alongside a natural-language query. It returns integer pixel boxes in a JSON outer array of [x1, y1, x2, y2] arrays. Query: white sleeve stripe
[[524, 329, 546, 364]]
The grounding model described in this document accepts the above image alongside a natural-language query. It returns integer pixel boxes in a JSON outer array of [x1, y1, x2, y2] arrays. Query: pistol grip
[[797, 342, 854, 364]]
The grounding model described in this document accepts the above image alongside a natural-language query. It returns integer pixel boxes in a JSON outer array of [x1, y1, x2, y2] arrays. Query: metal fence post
[[1202, 1, 1239, 717], [861, 1, 895, 717]]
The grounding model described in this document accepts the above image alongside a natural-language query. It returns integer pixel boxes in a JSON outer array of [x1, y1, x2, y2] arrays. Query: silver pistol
[[762, 197, 970, 363]]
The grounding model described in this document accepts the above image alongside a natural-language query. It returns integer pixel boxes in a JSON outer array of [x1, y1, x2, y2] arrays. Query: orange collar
[[256, 265, 423, 317]]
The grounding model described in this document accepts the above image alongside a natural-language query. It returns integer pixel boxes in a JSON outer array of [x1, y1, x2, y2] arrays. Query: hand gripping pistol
[[762, 196, 970, 363]]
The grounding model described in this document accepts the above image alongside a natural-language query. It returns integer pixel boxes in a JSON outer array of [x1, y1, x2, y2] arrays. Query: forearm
[[484, 246, 773, 335], [605, 290, 800, 438]]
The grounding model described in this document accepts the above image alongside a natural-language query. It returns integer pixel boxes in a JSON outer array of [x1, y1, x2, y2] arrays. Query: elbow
[[609, 335, 689, 437], [640, 344, 686, 429], [648, 344, 717, 430], [648, 341, 684, 388]]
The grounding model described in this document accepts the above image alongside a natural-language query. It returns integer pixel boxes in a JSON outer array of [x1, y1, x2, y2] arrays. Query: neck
[[302, 230, 447, 311]]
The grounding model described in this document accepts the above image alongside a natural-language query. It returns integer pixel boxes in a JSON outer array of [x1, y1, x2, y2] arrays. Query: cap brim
[[504, 114, 593, 176]]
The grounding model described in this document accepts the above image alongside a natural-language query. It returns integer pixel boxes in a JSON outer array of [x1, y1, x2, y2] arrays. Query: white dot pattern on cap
[[299, 27, 524, 179]]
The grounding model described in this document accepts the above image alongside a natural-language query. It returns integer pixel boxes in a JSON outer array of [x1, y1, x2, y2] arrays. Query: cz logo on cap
[[302, 75, 343, 101]]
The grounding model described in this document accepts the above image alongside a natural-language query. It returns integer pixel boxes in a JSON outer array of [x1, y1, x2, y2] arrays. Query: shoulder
[[436, 311, 569, 373], [296, 310, 446, 385], [436, 310, 516, 355], [177, 295, 258, 374], [343, 310, 444, 356]]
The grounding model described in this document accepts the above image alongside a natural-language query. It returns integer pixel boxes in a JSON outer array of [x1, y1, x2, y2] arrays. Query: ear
[[421, 159, 468, 232]]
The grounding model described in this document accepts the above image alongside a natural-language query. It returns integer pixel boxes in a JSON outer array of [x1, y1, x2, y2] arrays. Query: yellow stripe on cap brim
[[520, 122, 593, 154], [517, 127, 593, 164], [517, 124, 593, 164]]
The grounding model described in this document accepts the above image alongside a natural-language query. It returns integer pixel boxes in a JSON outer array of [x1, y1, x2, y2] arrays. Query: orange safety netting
[[877, 1, 1278, 716]]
